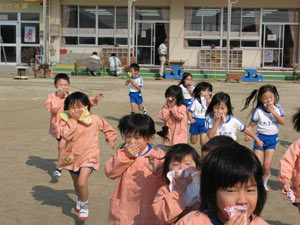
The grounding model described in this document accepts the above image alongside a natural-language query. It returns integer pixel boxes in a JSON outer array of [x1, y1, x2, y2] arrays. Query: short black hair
[[206, 92, 233, 116], [64, 91, 91, 111], [118, 114, 156, 139], [179, 72, 192, 85], [200, 142, 266, 218], [92, 51, 98, 55], [111, 53, 116, 57], [193, 82, 213, 100], [162, 144, 201, 184], [129, 63, 140, 72], [165, 85, 184, 106], [54, 73, 70, 85], [201, 135, 235, 154]]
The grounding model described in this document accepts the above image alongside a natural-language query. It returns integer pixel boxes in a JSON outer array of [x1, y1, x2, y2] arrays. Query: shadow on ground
[[26, 156, 59, 183], [31, 185, 84, 225], [278, 140, 292, 149], [266, 220, 290, 225]]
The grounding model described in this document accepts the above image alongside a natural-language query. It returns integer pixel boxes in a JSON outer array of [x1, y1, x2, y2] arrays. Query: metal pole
[[226, 0, 231, 76], [43, 0, 48, 64], [127, 0, 132, 66]]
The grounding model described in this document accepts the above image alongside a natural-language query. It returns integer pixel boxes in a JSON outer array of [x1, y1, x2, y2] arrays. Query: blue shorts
[[189, 118, 207, 134], [129, 91, 143, 105], [184, 99, 192, 108], [253, 133, 278, 151], [69, 167, 94, 175]]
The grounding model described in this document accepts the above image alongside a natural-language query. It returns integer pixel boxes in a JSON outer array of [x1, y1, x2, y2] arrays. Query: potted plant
[[38, 63, 51, 77]]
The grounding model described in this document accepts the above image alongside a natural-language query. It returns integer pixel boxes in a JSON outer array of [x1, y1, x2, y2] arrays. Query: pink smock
[[45, 92, 98, 139], [158, 104, 187, 146], [175, 211, 269, 225], [104, 146, 165, 225], [58, 114, 117, 171], [152, 185, 191, 225], [278, 138, 300, 202]]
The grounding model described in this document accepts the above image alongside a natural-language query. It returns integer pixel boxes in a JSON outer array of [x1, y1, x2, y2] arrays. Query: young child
[[278, 109, 300, 214], [158, 85, 187, 147], [176, 142, 268, 225], [45, 73, 103, 178], [58, 92, 117, 220], [152, 143, 201, 224], [205, 92, 263, 147], [242, 84, 285, 191], [201, 135, 235, 160], [179, 72, 194, 109], [125, 63, 147, 114], [105, 114, 165, 225], [188, 82, 213, 147]]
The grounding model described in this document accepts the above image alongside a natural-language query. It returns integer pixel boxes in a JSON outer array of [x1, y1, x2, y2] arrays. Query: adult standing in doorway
[[158, 39, 168, 79]]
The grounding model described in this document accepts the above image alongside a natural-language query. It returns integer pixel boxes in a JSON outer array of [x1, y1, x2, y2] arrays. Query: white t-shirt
[[158, 43, 168, 56], [205, 115, 246, 141], [251, 105, 284, 135], [179, 84, 194, 100], [129, 76, 143, 92], [189, 97, 208, 119]]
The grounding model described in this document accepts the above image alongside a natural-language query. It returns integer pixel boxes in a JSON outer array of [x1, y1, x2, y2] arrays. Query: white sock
[[263, 175, 270, 190]]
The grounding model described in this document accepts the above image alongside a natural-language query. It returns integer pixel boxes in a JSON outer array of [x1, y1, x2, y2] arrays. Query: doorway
[[135, 22, 168, 65]]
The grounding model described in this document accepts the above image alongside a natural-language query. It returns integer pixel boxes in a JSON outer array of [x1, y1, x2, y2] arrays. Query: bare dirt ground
[[1, 75, 299, 225]]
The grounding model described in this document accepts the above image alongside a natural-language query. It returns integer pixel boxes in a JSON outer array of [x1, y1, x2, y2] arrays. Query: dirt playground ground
[[1, 75, 300, 225]]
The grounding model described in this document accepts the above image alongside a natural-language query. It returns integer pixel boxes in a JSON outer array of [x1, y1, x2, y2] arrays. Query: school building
[[0, 0, 299, 80]]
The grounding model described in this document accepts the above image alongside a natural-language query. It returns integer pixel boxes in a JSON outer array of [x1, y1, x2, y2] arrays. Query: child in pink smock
[[176, 142, 268, 225], [278, 109, 300, 214], [58, 91, 117, 221], [105, 114, 165, 225], [45, 74, 103, 178], [158, 85, 187, 147], [152, 144, 201, 225]]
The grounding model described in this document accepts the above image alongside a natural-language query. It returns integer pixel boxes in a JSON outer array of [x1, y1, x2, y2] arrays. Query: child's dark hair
[[200, 142, 266, 218], [241, 84, 279, 115], [165, 85, 184, 106], [205, 92, 233, 116], [179, 72, 192, 85], [129, 63, 140, 72], [292, 108, 300, 132], [193, 82, 213, 100], [201, 135, 235, 154], [118, 114, 155, 139], [162, 144, 201, 184], [64, 92, 91, 111], [54, 73, 70, 85]]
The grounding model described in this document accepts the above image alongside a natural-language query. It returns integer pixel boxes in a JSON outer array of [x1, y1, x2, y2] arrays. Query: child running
[[158, 85, 187, 147], [188, 82, 213, 147], [278, 109, 300, 214], [105, 114, 165, 225], [242, 84, 285, 191], [58, 92, 117, 220], [45, 73, 103, 178], [176, 142, 268, 225], [152, 144, 201, 224], [179, 72, 194, 109], [205, 92, 263, 147], [125, 63, 147, 114]]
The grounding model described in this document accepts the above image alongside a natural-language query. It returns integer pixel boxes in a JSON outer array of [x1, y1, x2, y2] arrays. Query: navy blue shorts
[[253, 133, 278, 151], [69, 167, 94, 175], [189, 118, 207, 134], [184, 99, 192, 108], [129, 91, 143, 104]]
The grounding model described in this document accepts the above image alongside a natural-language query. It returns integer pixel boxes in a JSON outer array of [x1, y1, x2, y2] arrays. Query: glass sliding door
[[135, 22, 154, 65], [0, 24, 17, 63]]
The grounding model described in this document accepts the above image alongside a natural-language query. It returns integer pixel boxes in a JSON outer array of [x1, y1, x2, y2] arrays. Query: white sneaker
[[143, 106, 147, 114], [75, 196, 81, 213], [79, 201, 89, 220], [52, 169, 62, 178]]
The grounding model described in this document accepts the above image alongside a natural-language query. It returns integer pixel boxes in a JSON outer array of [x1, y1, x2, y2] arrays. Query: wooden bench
[[225, 73, 242, 83], [74, 58, 103, 76]]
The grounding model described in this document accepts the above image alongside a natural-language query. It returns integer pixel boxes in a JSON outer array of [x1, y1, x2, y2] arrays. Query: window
[[0, 13, 17, 20], [262, 9, 299, 23], [21, 13, 39, 21], [61, 5, 128, 46], [184, 7, 260, 48], [135, 8, 169, 21]]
